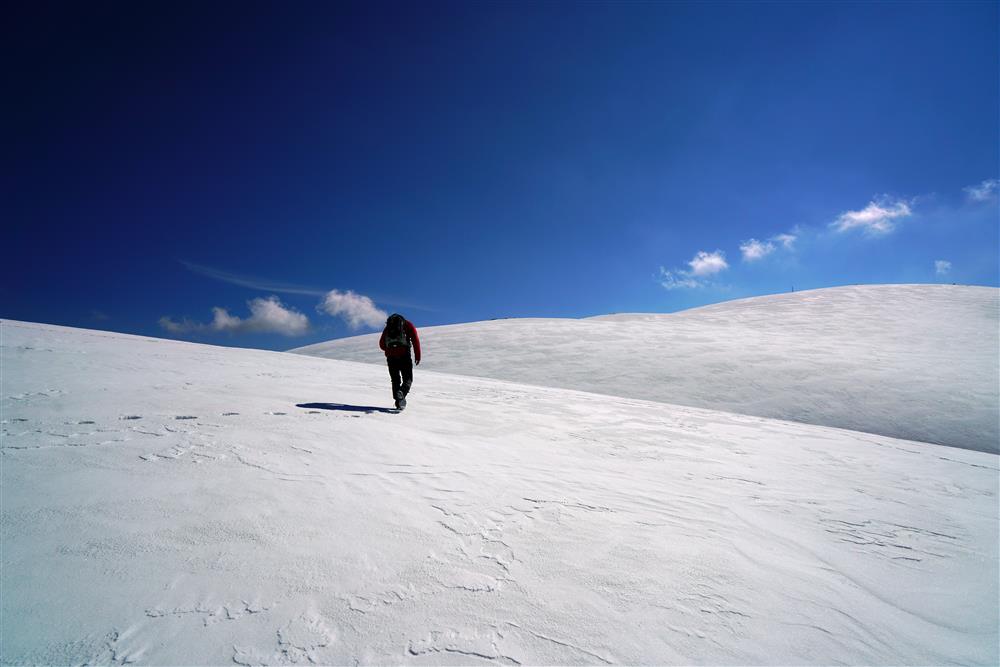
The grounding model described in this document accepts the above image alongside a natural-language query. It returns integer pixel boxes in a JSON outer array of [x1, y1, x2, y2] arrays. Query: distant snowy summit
[[293, 284, 1000, 453]]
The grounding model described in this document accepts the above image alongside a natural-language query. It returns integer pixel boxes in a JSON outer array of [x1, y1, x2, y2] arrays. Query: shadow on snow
[[296, 402, 398, 414]]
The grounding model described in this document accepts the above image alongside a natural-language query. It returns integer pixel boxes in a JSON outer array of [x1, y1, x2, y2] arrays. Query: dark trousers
[[387, 356, 413, 399]]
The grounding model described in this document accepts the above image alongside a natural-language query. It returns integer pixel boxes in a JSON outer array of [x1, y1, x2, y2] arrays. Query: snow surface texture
[[294, 285, 1000, 454], [2, 319, 998, 665]]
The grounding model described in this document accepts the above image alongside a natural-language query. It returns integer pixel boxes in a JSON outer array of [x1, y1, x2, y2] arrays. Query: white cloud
[[158, 316, 200, 334], [935, 259, 952, 276], [687, 250, 729, 276], [831, 196, 912, 235], [659, 268, 701, 290], [319, 289, 387, 329], [180, 260, 327, 296], [772, 232, 797, 250], [160, 296, 310, 336], [964, 179, 998, 203], [740, 239, 776, 262], [208, 307, 244, 332], [179, 260, 435, 312], [229, 297, 310, 335], [659, 250, 729, 290]]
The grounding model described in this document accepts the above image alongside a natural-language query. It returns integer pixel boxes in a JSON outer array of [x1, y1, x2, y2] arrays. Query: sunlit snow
[[295, 285, 999, 454], [2, 285, 997, 664]]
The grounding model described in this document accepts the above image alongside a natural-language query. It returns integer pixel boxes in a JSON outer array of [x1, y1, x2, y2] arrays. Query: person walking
[[379, 313, 421, 410]]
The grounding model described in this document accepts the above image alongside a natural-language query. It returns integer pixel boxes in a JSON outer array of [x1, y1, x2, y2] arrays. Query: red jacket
[[379, 319, 421, 363]]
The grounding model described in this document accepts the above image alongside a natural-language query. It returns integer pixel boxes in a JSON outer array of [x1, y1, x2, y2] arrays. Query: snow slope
[[2, 319, 997, 665], [293, 285, 1000, 454]]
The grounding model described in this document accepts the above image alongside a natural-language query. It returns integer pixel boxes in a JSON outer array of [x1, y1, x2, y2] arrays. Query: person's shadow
[[296, 402, 398, 414]]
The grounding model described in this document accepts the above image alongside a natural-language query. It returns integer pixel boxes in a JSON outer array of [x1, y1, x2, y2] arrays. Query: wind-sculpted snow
[[2, 319, 997, 664], [294, 285, 1000, 453]]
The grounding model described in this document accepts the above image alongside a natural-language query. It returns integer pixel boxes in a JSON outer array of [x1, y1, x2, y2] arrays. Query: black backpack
[[384, 314, 410, 349]]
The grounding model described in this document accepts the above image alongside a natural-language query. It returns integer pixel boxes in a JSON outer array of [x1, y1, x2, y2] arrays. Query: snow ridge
[[294, 284, 1000, 453]]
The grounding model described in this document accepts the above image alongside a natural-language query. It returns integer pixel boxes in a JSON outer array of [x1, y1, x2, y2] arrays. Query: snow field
[[2, 319, 997, 664], [294, 285, 1000, 453]]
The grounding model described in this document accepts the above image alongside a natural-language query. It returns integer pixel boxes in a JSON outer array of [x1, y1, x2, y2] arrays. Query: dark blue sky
[[5, 1, 998, 350]]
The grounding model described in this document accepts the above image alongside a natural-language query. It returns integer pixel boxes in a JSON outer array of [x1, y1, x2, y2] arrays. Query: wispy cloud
[[319, 290, 387, 329], [772, 232, 797, 250], [180, 260, 327, 296], [158, 316, 200, 334], [964, 179, 998, 203], [659, 268, 701, 290], [173, 262, 390, 331], [660, 250, 728, 289], [740, 239, 776, 262], [160, 296, 310, 336], [831, 196, 912, 236], [179, 260, 435, 312], [934, 259, 952, 276]]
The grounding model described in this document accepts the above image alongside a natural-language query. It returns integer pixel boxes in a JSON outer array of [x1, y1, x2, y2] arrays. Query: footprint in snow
[[222, 412, 240, 416], [175, 416, 198, 420], [267, 412, 288, 416], [120, 415, 142, 420]]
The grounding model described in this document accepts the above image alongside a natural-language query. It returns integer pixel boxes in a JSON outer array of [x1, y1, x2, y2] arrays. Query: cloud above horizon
[[180, 260, 328, 296], [772, 232, 797, 250], [160, 296, 310, 336], [659, 268, 701, 290], [831, 197, 912, 235], [178, 259, 434, 314], [964, 179, 998, 203], [660, 250, 728, 289], [655, 182, 987, 295], [319, 289, 388, 329], [687, 250, 729, 276], [740, 239, 776, 262]]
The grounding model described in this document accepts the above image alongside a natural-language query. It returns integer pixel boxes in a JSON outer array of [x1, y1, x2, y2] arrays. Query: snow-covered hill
[[2, 319, 997, 665], [293, 285, 1000, 454]]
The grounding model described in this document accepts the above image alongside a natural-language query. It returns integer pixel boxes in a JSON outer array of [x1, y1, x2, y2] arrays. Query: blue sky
[[5, 1, 997, 350]]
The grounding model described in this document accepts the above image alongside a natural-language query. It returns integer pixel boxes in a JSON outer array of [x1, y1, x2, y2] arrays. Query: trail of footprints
[[4, 405, 378, 452], [1, 411, 285, 455], [7, 409, 609, 664], [144, 600, 273, 626]]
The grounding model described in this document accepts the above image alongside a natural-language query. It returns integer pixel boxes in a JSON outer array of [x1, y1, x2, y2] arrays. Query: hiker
[[379, 313, 421, 410]]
